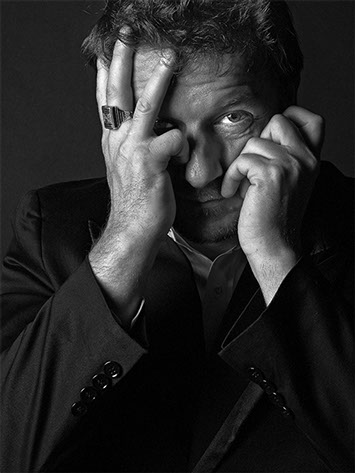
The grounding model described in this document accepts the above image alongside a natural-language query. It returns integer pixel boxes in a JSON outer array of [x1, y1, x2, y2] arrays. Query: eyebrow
[[220, 90, 255, 108]]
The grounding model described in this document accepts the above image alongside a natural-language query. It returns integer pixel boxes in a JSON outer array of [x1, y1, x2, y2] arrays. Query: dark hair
[[82, 0, 303, 90]]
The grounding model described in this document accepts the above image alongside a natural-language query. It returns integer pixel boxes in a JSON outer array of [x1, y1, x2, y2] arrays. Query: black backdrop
[[1, 1, 354, 259]]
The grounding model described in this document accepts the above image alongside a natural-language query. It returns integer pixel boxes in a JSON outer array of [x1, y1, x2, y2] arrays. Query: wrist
[[247, 246, 301, 306], [89, 225, 161, 326]]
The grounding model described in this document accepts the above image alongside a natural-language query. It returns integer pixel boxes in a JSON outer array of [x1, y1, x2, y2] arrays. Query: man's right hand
[[89, 38, 187, 327]]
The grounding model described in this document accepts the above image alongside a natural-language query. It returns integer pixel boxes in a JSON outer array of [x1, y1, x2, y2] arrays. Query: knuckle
[[270, 113, 283, 123], [268, 161, 281, 175], [289, 155, 303, 174], [269, 113, 285, 131], [136, 96, 152, 113], [129, 116, 140, 129], [246, 136, 260, 148], [265, 162, 283, 182]]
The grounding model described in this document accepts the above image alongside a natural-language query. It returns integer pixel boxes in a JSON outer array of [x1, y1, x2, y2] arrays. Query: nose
[[184, 131, 224, 188]]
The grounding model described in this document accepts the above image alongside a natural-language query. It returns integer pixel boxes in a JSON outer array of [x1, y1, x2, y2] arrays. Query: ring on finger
[[102, 105, 133, 130]]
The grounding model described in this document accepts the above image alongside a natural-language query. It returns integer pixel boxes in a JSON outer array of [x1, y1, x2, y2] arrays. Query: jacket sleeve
[[0, 191, 147, 473], [220, 254, 354, 472]]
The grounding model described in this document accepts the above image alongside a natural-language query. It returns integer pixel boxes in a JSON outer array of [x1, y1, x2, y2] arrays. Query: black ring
[[102, 105, 133, 130]]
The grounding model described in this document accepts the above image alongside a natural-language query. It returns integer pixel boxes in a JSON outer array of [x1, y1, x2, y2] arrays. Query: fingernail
[[161, 49, 175, 66], [118, 25, 132, 45], [120, 25, 132, 35]]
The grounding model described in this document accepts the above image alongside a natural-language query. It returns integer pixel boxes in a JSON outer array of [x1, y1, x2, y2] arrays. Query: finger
[[96, 59, 109, 130], [259, 113, 317, 168], [106, 33, 134, 110], [221, 153, 269, 198], [148, 129, 189, 165], [131, 52, 176, 138], [283, 106, 325, 158], [221, 157, 248, 198], [260, 113, 305, 149], [238, 178, 250, 199], [239, 136, 281, 161]]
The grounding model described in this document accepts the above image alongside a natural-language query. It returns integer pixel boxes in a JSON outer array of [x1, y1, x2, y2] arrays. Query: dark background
[[1, 1, 354, 259]]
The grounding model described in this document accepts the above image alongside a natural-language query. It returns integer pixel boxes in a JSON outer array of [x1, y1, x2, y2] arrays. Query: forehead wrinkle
[[132, 49, 249, 93], [151, 72, 252, 110], [132, 50, 267, 122]]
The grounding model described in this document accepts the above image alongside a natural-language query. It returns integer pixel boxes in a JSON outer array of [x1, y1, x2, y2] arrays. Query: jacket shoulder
[[12, 178, 110, 284], [35, 177, 109, 223]]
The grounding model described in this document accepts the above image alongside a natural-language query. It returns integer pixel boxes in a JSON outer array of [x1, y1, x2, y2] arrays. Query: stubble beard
[[173, 201, 240, 244], [170, 170, 241, 244]]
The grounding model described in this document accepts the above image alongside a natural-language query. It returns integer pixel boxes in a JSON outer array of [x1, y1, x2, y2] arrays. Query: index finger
[[282, 106, 325, 159], [130, 52, 176, 139], [106, 36, 134, 110]]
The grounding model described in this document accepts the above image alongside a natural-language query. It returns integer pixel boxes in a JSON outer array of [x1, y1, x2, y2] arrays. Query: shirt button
[[92, 373, 111, 391], [71, 401, 87, 417], [103, 360, 123, 379], [80, 386, 99, 404], [214, 286, 223, 296]]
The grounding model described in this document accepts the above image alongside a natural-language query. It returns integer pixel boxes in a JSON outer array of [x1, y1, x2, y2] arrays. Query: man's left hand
[[221, 106, 324, 304]]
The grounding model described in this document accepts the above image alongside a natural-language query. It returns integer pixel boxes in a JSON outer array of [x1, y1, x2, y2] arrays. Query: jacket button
[[104, 360, 123, 379], [71, 401, 87, 417], [281, 406, 294, 418], [80, 386, 99, 404], [247, 366, 264, 383], [260, 379, 276, 394], [92, 373, 111, 391], [268, 391, 285, 407]]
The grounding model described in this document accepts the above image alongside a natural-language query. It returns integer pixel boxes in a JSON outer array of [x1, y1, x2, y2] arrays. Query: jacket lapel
[[191, 382, 264, 473], [216, 264, 260, 349]]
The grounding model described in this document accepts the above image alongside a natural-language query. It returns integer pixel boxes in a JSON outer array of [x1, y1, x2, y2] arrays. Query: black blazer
[[1, 161, 353, 472]]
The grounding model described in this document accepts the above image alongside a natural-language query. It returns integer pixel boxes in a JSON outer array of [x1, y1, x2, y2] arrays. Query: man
[[1, 0, 353, 472]]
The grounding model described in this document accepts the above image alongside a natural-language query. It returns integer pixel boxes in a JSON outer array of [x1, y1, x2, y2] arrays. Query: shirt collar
[[168, 228, 241, 263]]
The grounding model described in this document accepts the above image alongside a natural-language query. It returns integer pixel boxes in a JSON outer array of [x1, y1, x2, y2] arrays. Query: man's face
[[133, 50, 280, 245]]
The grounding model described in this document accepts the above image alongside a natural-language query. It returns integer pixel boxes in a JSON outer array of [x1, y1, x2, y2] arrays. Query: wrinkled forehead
[[132, 48, 251, 97]]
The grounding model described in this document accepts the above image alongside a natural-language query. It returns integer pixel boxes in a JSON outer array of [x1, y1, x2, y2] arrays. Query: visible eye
[[154, 118, 176, 135], [216, 110, 254, 135]]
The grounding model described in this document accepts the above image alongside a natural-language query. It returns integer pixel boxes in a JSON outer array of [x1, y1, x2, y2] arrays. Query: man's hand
[[89, 38, 187, 326], [221, 106, 324, 304]]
